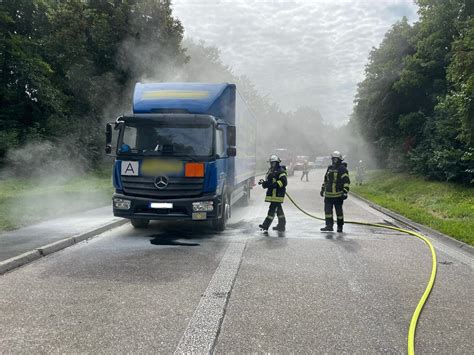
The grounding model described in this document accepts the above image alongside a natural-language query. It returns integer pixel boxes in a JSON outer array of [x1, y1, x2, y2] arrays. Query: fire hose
[[285, 192, 437, 355]]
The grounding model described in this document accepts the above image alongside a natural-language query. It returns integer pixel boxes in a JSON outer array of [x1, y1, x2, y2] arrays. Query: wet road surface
[[0, 170, 472, 353]]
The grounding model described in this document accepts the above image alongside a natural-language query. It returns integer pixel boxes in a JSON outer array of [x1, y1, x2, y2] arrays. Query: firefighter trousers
[[324, 197, 344, 227], [301, 171, 309, 181], [261, 202, 286, 229]]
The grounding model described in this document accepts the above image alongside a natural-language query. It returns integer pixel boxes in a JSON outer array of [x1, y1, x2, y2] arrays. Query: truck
[[105, 82, 257, 230], [294, 155, 310, 171]]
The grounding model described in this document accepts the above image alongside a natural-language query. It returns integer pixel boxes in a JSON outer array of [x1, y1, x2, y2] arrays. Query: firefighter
[[320, 151, 350, 232], [356, 160, 365, 185], [258, 155, 288, 232], [301, 160, 309, 181]]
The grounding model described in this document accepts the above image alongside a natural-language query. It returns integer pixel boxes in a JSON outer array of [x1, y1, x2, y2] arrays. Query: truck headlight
[[114, 198, 131, 210], [192, 201, 214, 212]]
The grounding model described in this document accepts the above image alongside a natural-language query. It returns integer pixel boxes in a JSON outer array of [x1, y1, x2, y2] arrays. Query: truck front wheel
[[212, 194, 230, 231], [131, 219, 150, 229]]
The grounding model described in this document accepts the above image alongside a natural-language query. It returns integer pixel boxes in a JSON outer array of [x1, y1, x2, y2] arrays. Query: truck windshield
[[119, 122, 213, 157]]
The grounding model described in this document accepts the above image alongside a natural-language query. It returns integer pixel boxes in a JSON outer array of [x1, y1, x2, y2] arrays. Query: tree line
[[351, 0, 473, 184], [1, 0, 187, 174], [3, 0, 470, 183]]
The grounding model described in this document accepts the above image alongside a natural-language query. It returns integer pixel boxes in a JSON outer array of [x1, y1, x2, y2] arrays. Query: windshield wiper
[[140, 150, 163, 156]]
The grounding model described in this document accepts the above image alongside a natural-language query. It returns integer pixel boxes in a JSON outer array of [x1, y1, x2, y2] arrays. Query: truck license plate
[[192, 212, 207, 220], [149, 202, 173, 209]]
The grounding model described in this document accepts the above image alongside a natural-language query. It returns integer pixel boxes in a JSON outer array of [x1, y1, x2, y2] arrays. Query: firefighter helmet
[[269, 155, 281, 163], [331, 151, 343, 160]]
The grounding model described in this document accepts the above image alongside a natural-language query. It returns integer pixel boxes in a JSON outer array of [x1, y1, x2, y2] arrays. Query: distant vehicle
[[274, 148, 295, 176], [105, 82, 257, 231], [308, 161, 316, 169], [294, 155, 310, 170], [314, 156, 330, 168]]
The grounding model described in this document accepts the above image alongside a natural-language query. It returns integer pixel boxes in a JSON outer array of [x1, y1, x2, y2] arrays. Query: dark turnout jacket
[[321, 164, 350, 198], [263, 166, 288, 203]]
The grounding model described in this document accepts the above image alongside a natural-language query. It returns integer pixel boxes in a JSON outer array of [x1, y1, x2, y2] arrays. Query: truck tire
[[131, 219, 150, 229], [212, 194, 230, 231]]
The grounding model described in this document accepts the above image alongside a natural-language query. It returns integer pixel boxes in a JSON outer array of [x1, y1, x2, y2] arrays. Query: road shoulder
[[0, 214, 128, 275], [350, 192, 473, 266]]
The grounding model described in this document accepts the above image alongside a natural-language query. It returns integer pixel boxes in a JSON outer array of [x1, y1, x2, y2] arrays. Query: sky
[[171, 0, 419, 126]]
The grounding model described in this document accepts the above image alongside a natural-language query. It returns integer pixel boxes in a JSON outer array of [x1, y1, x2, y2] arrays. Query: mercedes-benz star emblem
[[154, 176, 169, 190]]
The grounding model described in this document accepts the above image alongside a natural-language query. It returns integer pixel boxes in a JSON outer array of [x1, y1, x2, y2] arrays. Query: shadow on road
[[254, 233, 288, 250], [324, 232, 361, 253]]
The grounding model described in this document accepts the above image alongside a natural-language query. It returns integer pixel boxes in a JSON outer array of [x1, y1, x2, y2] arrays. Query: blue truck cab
[[105, 82, 256, 230]]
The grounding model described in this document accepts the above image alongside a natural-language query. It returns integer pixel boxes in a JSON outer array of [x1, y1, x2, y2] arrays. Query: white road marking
[[174, 241, 247, 354]]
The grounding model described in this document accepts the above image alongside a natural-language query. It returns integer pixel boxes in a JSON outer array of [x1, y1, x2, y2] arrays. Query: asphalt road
[[0, 206, 122, 262], [0, 169, 472, 353]]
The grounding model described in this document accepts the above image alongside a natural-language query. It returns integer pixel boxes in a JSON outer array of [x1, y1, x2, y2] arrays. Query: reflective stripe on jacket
[[321, 164, 350, 198], [265, 167, 288, 203]]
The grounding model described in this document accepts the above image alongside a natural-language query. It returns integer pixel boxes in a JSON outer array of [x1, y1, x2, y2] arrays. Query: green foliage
[[354, 18, 416, 167], [352, 1, 473, 183], [0, 0, 187, 171], [352, 170, 474, 246], [0, 0, 66, 158], [447, 16, 474, 147]]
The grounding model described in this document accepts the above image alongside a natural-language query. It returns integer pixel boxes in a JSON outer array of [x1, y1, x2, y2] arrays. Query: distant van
[[314, 156, 330, 168], [295, 155, 310, 170]]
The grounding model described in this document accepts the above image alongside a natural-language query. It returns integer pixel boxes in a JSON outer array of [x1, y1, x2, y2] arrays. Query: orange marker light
[[185, 162, 205, 177]]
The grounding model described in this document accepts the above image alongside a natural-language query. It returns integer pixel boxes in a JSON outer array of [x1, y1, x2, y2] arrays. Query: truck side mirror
[[227, 126, 236, 146], [227, 147, 236, 157], [105, 123, 113, 155]]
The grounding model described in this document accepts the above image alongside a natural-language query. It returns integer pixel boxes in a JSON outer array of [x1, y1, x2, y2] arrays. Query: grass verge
[[351, 170, 474, 246], [0, 168, 113, 232]]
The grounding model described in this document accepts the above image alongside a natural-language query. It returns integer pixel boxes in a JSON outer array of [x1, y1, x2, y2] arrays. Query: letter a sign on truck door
[[121, 161, 139, 176]]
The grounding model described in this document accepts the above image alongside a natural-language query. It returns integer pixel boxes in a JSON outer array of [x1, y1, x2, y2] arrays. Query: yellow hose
[[285, 192, 437, 355]]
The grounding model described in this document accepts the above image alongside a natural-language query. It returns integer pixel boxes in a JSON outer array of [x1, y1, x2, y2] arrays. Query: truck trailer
[[105, 82, 257, 230]]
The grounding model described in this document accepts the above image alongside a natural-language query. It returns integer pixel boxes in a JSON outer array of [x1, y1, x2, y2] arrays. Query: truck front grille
[[121, 176, 204, 199]]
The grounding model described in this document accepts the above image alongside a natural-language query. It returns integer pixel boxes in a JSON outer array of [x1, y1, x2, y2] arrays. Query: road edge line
[[0, 218, 128, 275]]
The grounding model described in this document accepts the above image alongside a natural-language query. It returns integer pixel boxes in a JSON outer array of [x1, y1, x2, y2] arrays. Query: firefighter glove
[[320, 189, 324, 197], [262, 181, 269, 189], [258, 179, 264, 185], [343, 193, 348, 200]]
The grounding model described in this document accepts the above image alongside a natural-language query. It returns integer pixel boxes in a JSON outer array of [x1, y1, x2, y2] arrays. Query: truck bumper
[[112, 193, 221, 221]]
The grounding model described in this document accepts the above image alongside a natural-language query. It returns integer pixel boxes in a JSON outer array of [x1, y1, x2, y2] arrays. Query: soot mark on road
[[150, 235, 200, 247], [145, 221, 218, 246]]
